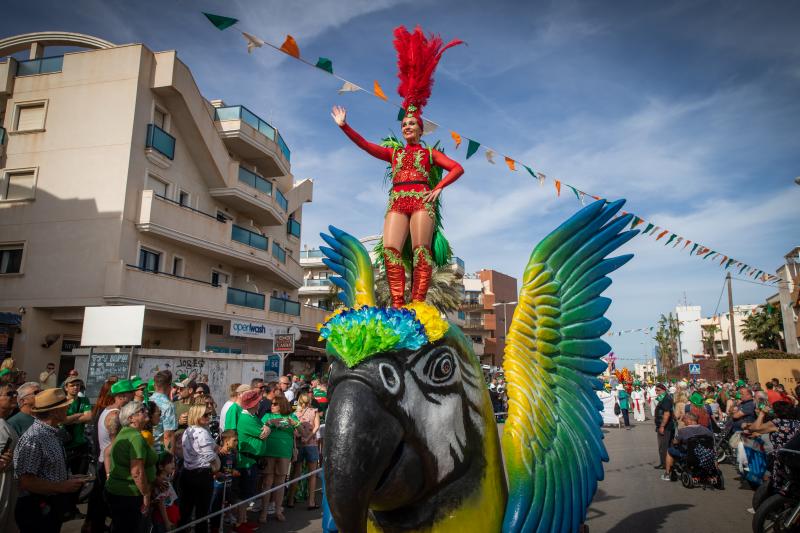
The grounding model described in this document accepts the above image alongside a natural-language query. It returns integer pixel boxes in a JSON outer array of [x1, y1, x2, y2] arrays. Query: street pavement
[[64, 419, 754, 532]]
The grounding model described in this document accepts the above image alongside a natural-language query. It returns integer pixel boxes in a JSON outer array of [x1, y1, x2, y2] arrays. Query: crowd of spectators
[[0, 361, 329, 533]]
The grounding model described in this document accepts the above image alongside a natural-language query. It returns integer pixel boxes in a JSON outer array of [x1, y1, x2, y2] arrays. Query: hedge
[[716, 349, 800, 380]]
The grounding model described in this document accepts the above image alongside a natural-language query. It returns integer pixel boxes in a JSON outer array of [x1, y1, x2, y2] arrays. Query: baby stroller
[[671, 435, 725, 489]]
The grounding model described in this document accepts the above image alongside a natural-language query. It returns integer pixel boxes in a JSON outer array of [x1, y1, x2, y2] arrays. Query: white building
[[634, 358, 658, 383], [700, 304, 760, 357], [675, 305, 703, 364]]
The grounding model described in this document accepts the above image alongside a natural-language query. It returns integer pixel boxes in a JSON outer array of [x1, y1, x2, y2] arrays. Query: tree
[[701, 323, 719, 356], [742, 305, 784, 350], [374, 265, 463, 313], [654, 313, 681, 371]]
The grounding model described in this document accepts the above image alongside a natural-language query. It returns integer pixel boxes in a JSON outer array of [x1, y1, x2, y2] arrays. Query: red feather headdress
[[393, 25, 463, 124]]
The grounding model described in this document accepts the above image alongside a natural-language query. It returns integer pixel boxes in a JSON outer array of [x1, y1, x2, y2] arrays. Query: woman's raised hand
[[331, 105, 347, 126]]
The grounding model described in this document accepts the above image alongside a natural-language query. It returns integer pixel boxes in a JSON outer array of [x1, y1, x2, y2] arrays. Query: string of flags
[[605, 307, 763, 338], [202, 12, 782, 285]]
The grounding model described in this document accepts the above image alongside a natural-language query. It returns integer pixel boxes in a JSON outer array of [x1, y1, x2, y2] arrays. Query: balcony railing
[[231, 224, 268, 251], [227, 287, 265, 309], [303, 279, 332, 287], [272, 242, 287, 263], [270, 296, 300, 316], [16, 55, 63, 76], [146, 124, 175, 160], [214, 105, 290, 161], [154, 193, 219, 221], [275, 189, 288, 211], [287, 219, 301, 238], [238, 166, 273, 195], [126, 264, 219, 287], [300, 250, 324, 259], [451, 256, 465, 270]]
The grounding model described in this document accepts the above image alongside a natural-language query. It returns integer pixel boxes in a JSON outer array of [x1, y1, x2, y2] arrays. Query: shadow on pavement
[[606, 503, 693, 533]]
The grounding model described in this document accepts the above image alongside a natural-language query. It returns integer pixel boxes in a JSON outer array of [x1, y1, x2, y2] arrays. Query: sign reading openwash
[[230, 320, 287, 340]]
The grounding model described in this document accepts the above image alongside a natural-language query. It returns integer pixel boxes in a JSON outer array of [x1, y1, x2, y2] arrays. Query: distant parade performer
[[331, 25, 464, 307], [632, 382, 647, 422]]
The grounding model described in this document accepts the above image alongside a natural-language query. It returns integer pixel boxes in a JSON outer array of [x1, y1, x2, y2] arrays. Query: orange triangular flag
[[280, 35, 300, 58], [450, 131, 462, 148], [555, 180, 561, 196], [656, 230, 669, 240], [504, 157, 516, 171], [373, 81, 388, 101]]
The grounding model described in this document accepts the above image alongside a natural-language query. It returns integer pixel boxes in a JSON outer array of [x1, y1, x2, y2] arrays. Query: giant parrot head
[[320, 303, 506, 533]]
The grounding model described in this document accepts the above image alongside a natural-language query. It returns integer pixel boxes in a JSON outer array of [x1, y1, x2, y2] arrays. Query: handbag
[[614, 403, 621, 416]]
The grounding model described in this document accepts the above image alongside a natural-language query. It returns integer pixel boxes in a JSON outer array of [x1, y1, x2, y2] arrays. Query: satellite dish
[[288, 325, 301, 340]]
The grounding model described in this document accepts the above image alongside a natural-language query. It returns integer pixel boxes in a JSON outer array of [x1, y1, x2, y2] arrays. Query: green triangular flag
[[203, 12, 238, 31], [569, 185, 581, 201], [630, 216, 642, 229], [738, 264, 748, 274], [725, 258, 734, 269], [666, 234, 676, 246], [703, 250, 715, 259], [524, 165, 536, 178], [315, 57, 333, 74], [397, 108, 405, 121], [466, 139, 480, 159], [643, 223, 654, 234], [691, 243, 698, 254]]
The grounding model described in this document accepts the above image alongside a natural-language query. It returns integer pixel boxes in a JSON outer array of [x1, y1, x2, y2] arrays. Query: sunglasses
[[3, 391, 17, 398]]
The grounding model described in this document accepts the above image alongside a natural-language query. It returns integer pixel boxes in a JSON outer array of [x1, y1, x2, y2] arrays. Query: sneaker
[[660, 473, 671, 481], [248, 501, 262, 512], [653, 464, 665, 470], [267, 502, 276, 514]]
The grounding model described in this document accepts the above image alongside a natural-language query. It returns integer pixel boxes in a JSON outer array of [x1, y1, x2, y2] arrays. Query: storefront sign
[[274, 334, 295, 353], [230, 320, 286, 340]]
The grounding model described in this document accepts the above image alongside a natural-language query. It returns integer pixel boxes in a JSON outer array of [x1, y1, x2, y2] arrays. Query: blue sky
[[3, 0, 799, 363]]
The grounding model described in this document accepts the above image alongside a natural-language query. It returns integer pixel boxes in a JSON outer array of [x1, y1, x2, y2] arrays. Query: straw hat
[[32, 388, 73, 413]]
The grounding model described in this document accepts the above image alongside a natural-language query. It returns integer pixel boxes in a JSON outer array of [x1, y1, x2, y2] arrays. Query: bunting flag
[[242, 32, 264, 53], [203, 13, 781, 285], [579, 191, 586, 205], [451, 131, 462, 149], [280, 35, 300, 58], [422, 119, 438, 136], [337, 81, 360, 94], [204, 12, 238, 31], [373, 80, 388, 101], [466, 139, 480, 159], [315, 57, 333, 74]]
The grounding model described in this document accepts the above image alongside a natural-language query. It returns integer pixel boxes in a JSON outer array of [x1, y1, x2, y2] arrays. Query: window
[[153, 108, 167, 130], [0, 245, 23, 274], [172, 256, 184, 276], [211, 270, 230, 287], [207, 324, 224, 336], [146, 175, 168, 197], [14, 102, 46, 132], [2, 170, 36, 201], [138, 248, 161, 272], [178, 190, 190, 207], [216, 210, 233, 223]]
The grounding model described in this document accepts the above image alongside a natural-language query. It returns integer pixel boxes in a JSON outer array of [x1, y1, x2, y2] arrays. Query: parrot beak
[[323, 375, 425, 533]]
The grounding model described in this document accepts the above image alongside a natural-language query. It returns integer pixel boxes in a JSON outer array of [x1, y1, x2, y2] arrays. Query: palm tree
[[742, 305, 784, 350], [374, 265, 463, 313], [654, 313, 681, 371], [701, 323, 719, 356]]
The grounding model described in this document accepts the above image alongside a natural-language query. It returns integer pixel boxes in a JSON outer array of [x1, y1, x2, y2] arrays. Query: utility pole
[[726, 272, 740, 380]]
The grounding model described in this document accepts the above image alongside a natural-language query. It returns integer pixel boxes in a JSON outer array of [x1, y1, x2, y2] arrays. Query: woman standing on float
[[331, 26, 464, 308]]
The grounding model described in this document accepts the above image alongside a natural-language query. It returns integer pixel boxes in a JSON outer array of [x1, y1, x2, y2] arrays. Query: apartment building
[[774, 246, 800, 353], [675, 305, 703, 364], [0, 32, 327, 383], [699, 305, 759, 357], [460, 269, 518, 367]]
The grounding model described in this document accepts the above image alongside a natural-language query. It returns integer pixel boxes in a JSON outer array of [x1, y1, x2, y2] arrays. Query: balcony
[[299, 278, 333, 296], [16, 55, 63, 76], [270, 296, 300, 316], [227, 287, 265, 309], [104, 261, 327, 331], [450, 256, 465, 277], [136, 190, 302, 287], [287, 219, 301, 239], [209, 166, 287, 227], [463, 318, 487, 331], [272, 242, 287, 264], [300, 249, 326, 267], [214, 105, 290, 176], [146, 124, 175, 160]]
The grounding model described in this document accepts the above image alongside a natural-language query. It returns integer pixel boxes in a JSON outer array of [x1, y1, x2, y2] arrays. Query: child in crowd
[[141, 401, 161, 447], [173, 428, 186, 495], [211, 430, 240, 533], [152, 452, 180, 533]]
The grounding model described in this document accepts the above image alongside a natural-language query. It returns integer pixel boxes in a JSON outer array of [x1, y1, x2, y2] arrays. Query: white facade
[[634, 359, 658, 382], [700, 305, 760, 357], [675, 305, 703, 364]]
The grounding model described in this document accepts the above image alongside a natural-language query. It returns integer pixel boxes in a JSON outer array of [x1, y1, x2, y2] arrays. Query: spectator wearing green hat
[[131, 376, 147, 403], [63, 375, 93, 519], [685, 391, 711, 430]]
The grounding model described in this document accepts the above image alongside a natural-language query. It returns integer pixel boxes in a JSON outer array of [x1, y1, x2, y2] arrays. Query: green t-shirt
[[106, 426, 157, 496], [618, 390, 630, 410], [236, 411, 266, 469], [65, 396, 92, 449], [224, 403, 243, 431], [261, 413, 298, 459]]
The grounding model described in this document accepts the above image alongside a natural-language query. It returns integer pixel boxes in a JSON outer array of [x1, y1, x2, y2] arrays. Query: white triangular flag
[[422, 119, 438, 136], [536, 172, 546, 187], [579, 191, 586, 205], [242, 32, 265, 54], [337, 81, 361, 94], [485, 149, 495, 164]]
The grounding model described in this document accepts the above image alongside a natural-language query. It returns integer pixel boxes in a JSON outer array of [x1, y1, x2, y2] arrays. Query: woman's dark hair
[[196, 383, 210, 395], [157, 451, 175, 471], [273, 395, 292, 415], [773, 401, 796, 420]]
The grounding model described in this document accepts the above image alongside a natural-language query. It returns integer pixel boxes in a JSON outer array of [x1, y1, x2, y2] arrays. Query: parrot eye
[[427, 349, 456, 384]]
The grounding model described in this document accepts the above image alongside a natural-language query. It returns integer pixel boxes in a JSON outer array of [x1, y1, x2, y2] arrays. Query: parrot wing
[[501, 200, 638, 533], [319, 225, 376, 308]]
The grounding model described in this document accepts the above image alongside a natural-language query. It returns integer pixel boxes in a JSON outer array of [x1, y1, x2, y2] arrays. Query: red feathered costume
[[338, 26, 464, 307]]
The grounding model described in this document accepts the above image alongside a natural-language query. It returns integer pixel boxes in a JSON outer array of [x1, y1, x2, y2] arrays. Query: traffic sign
[[689, 363, 701, 375]]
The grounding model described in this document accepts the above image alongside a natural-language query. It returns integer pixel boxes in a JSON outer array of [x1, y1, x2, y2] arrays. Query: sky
[[3, 0, 799, 363]]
